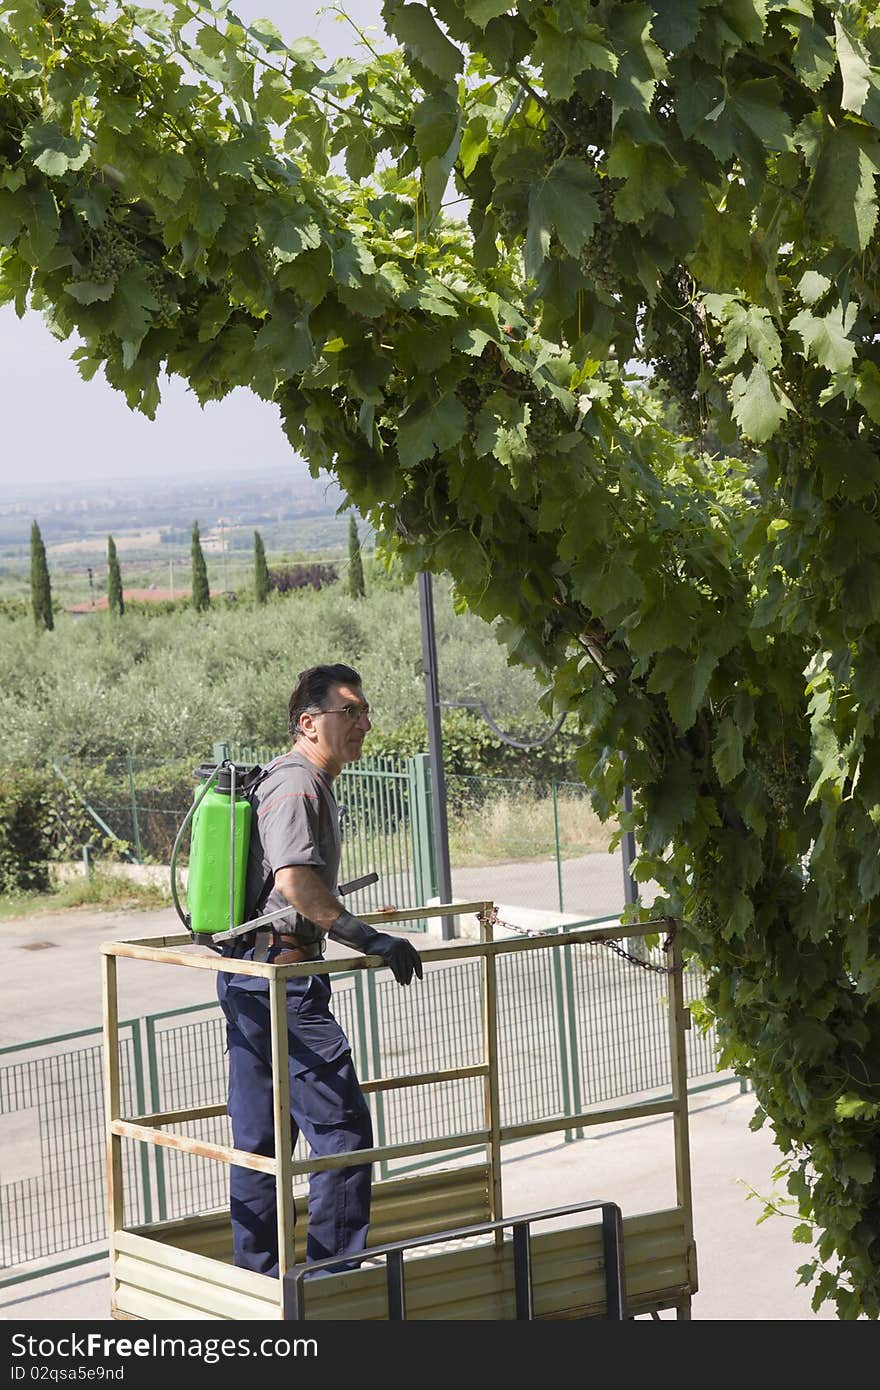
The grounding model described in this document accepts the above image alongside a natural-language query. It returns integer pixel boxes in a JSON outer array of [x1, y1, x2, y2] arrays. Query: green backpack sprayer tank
[[170, 760, 264, 943], [170, 757, 379, 948]]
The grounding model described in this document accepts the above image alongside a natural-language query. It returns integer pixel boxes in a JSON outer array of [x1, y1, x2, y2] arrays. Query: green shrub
[[0, 768, 96, 892], [0, 577, 574, 775], [0, 596, 28, 620]]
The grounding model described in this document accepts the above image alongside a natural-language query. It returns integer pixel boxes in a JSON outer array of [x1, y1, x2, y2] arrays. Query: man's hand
[[328, 910, 423, 986], [362, 931, 423, 986]]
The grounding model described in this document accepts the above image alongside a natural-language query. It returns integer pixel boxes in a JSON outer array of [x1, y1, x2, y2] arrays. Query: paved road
[[361, 850, 630, 921]]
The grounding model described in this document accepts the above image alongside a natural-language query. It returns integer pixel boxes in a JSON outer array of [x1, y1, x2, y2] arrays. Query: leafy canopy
[[3, 0, 880, 1317]]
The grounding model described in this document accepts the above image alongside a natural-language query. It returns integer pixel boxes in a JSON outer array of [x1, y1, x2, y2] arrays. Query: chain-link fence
[[49, 752, 194, 865]]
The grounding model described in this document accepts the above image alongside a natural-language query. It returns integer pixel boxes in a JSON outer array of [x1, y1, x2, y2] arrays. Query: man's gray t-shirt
[[243, 748, 341, 957]]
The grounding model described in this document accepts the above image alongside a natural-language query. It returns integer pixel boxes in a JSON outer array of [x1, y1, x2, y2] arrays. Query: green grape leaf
[[607, 3, 667, 111], [855, 361, 880, 424], [730, 79, 793, 153], [713, 716, 745, 785], [815, 437, 880, 502], [256, 201, 323, 260], [790, 1018, 836, 1065], [646, 645, 716, 733], [809, 125, 880, 253], [21, 120, 90, 176], [253, 315, 313, 374], [607, 138, 680, 222], [461, 0, 511, 27], [651, 0, 701, 52], [705, 297, 782, 370], [786, 14, 837, 93], [730, 361, 792, 442], [65, 279, 115, 304], [789, 303, 858, 375], [412, 91, 460, 164], [108, 268, 160, 347], [397, 394, 468, 468], [345, 130, 376, 182], [719, 0, 768, 46], [0, 187, 25, 243], [640, 760, 698, 848], [385, 2, 463, 82], [459, 115, 488, 178], [532, 15, 617, 100], [834, 18, 873, 115], [524, 158, 600, 276], [797, 271, 832, 306], [836, 1095, 878, 1120], [840, 1151, 876, 1185]]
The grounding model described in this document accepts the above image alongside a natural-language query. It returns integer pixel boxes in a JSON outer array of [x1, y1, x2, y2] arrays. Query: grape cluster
[[394, 492, 431, 543], [0, 95, 25, 163], [144, 265, 178, 328], [652, 341, 703, 434], [650, 267, 712, 435], [753, 743, 807, 828], [85, 221, 177, 328], [491, 200, 523, 244], [86, 224, 140, 282], [456, 346, 564, 461], [543, 93, 612, 164], [578, 180, 621, 294], [527, 397, 567, 455], [770, 381, 817, 472], [688, 893, 721, 944], [455, 346, 513, 420]]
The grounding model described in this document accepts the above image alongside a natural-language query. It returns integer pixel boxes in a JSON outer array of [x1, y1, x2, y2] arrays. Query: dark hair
[[288, 663, 362, 741]]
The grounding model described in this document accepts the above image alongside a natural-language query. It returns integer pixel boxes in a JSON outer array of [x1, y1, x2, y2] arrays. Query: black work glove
[[329, 909, 423, 986]]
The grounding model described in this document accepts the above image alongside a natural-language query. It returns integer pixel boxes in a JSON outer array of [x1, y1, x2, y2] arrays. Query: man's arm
[[273, 865, 346, 931], [273, 865, 422, 987]]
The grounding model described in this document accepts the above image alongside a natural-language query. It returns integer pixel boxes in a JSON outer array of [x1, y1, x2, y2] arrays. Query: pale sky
[[0, 1, 387, 490]]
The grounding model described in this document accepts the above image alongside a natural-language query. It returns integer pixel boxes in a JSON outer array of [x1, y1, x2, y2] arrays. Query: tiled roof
[[66, 587, 222, 613]]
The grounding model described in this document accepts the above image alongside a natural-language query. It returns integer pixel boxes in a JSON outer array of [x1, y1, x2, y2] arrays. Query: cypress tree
[[190, 519, 210, 612], [347, 515, 366, 599], [107, 534, 124, 616], [29, 520, 53, 631], [254, 529, 269, 605]]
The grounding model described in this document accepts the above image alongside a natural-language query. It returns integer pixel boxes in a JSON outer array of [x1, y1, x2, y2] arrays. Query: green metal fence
[[226, 746, 437, 920], [48, 750, 633, 923], [0, 916, 733, 1289], [48, 746, 440, 923], [0, 1022, 150, 1275]]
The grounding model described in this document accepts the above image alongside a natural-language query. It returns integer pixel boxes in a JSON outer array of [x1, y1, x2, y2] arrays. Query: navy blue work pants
[[217, 970, 373, 1277]]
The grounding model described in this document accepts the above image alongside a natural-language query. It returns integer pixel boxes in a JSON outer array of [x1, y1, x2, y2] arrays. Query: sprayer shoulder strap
[[241, 753, 330, 930], [242, 763, 279, 925]]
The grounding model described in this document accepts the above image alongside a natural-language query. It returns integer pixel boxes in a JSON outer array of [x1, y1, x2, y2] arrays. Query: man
[[216, 663, 423, 1277]]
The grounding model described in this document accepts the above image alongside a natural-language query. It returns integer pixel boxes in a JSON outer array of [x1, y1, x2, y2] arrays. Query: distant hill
[[0, 462, 346, 554]]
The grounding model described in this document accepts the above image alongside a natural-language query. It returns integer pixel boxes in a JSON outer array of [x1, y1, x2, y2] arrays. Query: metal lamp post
[[418, 572, 455, 939]]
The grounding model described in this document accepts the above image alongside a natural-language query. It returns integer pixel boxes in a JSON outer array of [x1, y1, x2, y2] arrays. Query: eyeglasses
[[313, 703, 371, 723]]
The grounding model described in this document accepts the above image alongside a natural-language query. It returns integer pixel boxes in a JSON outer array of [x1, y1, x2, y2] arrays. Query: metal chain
[[478, 907, 682, 976]]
